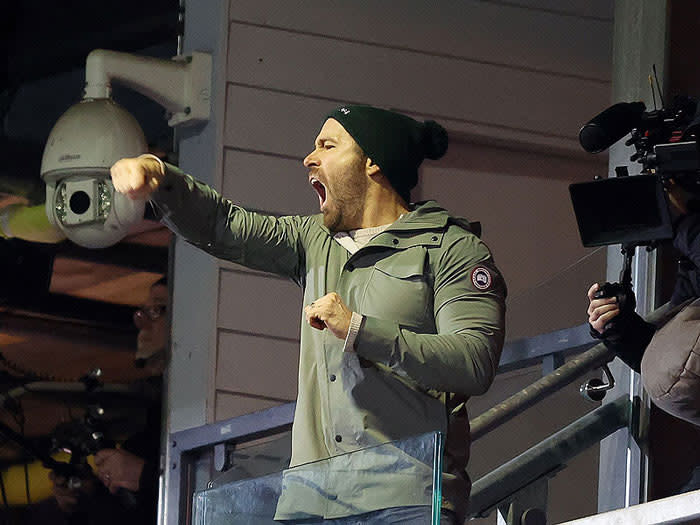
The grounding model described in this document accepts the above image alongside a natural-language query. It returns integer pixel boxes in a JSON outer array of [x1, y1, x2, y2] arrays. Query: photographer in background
[[25, 277, 168, 525], [587, 177, 700, 492]]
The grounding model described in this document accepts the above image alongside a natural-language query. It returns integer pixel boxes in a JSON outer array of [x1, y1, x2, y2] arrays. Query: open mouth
[[309, 177, 327, 209]]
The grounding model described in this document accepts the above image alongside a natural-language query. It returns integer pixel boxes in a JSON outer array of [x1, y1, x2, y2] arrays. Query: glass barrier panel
[[209, 431, 293, 489], [193, 431, 444, 525]]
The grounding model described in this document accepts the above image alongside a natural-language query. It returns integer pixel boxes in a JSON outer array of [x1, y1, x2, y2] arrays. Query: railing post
[[599, 0, 670, 511], [497, 478, 548, 525]]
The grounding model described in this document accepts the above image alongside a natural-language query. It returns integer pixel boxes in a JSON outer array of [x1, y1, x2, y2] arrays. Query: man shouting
[[111, 105, 506, 523]]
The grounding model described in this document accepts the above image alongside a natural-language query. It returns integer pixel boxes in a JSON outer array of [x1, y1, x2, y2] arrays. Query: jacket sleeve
[[150, 163, 307, 281], [591, 312, 656, 373], [353, 234, 506, 396]]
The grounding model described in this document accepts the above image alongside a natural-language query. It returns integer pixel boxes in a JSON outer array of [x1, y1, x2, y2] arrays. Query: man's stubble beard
[[323, 158, 369, 233]]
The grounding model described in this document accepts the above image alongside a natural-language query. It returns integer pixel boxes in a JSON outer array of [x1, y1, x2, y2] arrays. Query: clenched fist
[[304, 292, 352, 340], [110, 155, 165, 200]]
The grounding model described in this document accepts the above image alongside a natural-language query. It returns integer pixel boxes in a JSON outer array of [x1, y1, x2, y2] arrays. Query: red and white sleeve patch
[[471, 266, 493, 290]]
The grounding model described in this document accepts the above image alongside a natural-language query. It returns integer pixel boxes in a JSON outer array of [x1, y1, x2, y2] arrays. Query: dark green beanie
[[325, 105, 448, 202]]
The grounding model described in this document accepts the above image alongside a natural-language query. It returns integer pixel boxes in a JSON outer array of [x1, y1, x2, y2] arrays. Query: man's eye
[[325, 144, 335, 149]]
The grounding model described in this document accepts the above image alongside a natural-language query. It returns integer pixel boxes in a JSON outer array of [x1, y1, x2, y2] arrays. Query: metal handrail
[[166, 304, 678, 524], [470, 302, 674, 442], [468, 395, 634, 518], [471, 342, 615, 441], [464, 303, 682, 521]]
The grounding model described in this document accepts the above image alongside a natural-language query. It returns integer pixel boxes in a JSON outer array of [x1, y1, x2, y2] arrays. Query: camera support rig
[[572, 92, 700, 402]]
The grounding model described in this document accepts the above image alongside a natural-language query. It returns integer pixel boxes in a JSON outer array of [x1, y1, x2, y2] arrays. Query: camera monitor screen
[[569, 175, 674, 247]]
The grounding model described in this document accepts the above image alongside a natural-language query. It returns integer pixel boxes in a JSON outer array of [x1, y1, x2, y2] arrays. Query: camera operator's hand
[[666, 178, 691, 217], [94, 448, 145, 494], [587, 283, 620, 335], [110, 155, 165, 201], [49, 471, 96, 514]]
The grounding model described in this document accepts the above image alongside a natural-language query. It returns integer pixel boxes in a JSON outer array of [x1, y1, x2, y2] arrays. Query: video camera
[[570, 95, 700, 303], [571, 95, 700, 249]]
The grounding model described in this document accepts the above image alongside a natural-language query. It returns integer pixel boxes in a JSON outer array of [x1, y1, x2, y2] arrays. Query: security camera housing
[[41, 98, 147, 248]]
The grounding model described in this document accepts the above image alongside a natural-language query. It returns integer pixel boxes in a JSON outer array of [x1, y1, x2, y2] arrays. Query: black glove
[[589, 282, 655, 372]]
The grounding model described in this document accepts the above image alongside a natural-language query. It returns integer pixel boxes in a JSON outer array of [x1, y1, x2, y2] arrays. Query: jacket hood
[[391, 200, 475, 234]]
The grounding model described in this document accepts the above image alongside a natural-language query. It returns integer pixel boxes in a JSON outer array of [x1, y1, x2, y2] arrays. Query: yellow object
[[0, 452, 97, 505], [0, 203, 65, 243]]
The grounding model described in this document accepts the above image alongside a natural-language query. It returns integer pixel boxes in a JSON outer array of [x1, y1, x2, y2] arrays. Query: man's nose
[[303, 151, 319, 168]]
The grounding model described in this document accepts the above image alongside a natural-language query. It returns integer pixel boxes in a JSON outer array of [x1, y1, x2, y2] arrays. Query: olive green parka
[[152, 165, 507, 520]]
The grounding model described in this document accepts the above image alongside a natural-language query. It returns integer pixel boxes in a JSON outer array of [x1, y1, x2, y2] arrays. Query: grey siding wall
[[213, 0, 612, 419]]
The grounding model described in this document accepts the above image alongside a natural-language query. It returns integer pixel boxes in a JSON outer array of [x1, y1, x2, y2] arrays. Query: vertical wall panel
[[215, 392, 286, 421], [226, 22, 609, 146], [218, 269, 301, 340], [228, 0, 612, 81], [222, 149, 317, 216], [216, 331, 298, 402], [224, 85, 339, 156]]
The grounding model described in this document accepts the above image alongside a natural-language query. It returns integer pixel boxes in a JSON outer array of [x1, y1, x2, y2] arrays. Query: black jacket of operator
[[596, 213, 700, 372]]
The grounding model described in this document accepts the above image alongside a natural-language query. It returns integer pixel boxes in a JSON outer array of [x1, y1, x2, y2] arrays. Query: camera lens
[[69, 191, 91, 214]]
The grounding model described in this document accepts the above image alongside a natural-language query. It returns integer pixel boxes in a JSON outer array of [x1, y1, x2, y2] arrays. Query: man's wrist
[[138, 153, 166, 176], [342, 312, 364, 352]]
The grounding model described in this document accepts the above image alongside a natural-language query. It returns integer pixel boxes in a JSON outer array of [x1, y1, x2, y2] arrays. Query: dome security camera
[[39, 48, 211, 248], [41, 98, 147, 248]]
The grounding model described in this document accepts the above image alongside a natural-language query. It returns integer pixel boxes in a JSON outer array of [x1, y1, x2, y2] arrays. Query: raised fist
[[110, 155, 165, 200]]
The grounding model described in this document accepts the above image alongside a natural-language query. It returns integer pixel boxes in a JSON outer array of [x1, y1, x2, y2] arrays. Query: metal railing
[[469, 395, 634, 520], [164, 303, 694, 524], [471, 342, 614, 441], [163, 321, 607, 524]]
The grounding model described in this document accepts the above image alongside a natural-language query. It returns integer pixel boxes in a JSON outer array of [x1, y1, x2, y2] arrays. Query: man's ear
[[366, 157, 380, 177]]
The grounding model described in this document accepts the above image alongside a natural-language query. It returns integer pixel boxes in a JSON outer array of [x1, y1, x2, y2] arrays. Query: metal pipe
[[471, 343, 615, 441], [468, 395, 633, 518], [471, 304, 674, 442]]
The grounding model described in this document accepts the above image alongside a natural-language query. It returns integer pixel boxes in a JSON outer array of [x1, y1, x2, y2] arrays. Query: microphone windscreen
[[579, 101, 646, 153]]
